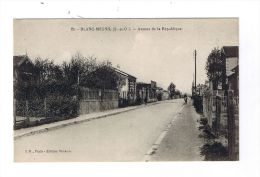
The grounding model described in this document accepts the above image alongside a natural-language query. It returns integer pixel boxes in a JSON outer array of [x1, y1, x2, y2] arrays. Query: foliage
[[200, 117, 208, 126], [15, 53, 123, 98], [46, 94, 78, 118], [200, 142, 228, 161], [193, 95, 203, 113], [175, 89, 181, 96], [167, 82, 176, 99], [198, 115, 228, 161], [14, 53, 123, 128], [33, 58, 62, 84], [14, 95, 78, 130], [81, 64, 123, 90], [62, 53, 98, 86], [205, 48, 226, 90]]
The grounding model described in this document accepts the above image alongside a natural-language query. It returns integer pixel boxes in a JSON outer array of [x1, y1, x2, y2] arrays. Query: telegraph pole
[[194, 50, 197, 91]]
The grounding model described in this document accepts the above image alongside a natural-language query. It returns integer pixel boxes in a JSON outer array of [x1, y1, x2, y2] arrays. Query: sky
[[14, 18, 238, 93]]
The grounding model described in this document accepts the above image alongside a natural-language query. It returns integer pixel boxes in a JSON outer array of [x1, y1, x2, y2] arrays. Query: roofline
[[113, 67, 137, 79], [222, 46, 239, 58], [13, 55, 31, 68]]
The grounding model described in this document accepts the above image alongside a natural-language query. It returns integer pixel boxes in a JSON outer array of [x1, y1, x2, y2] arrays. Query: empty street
[[14, 99, 203, 162]]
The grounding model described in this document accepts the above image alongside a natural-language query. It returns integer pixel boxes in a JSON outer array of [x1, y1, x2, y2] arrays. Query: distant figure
[[184, 94, 187, 104], [144, 96, 148, 105]]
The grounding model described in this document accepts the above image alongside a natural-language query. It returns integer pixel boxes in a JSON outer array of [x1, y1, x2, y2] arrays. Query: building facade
[[136, 81, 158, 104], [223, 46, 239, 96], [114, 67, 137, 107]]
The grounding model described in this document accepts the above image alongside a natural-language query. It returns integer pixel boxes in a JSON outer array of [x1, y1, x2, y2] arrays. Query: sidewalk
[[150, 101, 204, 161], [14, 101, 160, 140]]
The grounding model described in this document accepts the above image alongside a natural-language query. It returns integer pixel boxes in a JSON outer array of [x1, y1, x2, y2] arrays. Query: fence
[[203, 90, 228, 135], [79, 87, 119, 114], [14, 88, 119, 129], [14, 94, 78, 129], [227, 91, 239, 160], [203, 89, 239, 160]]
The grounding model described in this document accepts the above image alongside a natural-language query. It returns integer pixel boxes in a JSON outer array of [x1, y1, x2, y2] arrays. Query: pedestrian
[[184, 94, 187, 104], [144, 96, 148, 105]]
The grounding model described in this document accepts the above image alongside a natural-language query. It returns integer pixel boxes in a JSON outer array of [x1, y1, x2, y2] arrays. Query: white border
[[1, 0, 260, 177]]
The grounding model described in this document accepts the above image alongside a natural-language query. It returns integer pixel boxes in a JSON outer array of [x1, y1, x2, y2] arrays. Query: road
[[14, 99, 201, 162], [150, 101, 204, 161]]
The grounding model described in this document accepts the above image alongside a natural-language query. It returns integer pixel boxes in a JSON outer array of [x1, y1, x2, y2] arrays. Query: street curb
[[14, 101, 160, 140]]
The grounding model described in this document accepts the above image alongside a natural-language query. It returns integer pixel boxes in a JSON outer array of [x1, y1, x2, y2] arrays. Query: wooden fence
[[203, 89, 239, 160], [203, 90, 228, 135], [14, 88, 119, 129], [227, 91, 239, 160], [79, 87, 119, 114]]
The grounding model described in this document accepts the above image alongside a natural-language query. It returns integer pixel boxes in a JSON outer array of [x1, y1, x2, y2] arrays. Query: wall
[[162, 92, 169, 100], [119, 76, 128, 98], [79, 100, 118, 114], [226, 57, 238, 76]]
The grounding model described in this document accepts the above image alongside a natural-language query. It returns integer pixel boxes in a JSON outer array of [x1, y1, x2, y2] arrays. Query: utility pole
[[194, 50, 197, 89]]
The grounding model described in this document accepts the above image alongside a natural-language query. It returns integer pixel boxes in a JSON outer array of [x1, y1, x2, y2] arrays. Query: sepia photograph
[[13, 18, 239, 162]]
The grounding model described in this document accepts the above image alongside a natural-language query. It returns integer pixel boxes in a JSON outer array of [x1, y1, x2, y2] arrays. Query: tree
[[82, 64, 124, 90], [62, 54, 125, 91], [32, 57, 65, 97], [33, 57, 64, 84], [205, 48, 226, 90], [168, 82, 176, 99], [175, 89, 181, 96], [62, 53, 97, 86]]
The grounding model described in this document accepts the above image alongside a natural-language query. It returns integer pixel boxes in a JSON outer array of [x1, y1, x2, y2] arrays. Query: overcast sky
[[14, 18, 238, 93]]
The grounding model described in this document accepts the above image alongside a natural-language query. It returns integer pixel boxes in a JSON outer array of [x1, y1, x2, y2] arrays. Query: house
[[228, 65, 239, 96], [162, 90, 169, 100], [150, 80, 157, 102], [223, 46, 238, 76], [156, 87, 169, 101], [13, 55, 34, 85], [136, 82, 149, 104], [202, 46, 238, 136], [223, 46, 239, 160], [113, 67, 137, 107], [223, 46, 239, 96], [136, 81, 158, 104], [13, 55, 36, 125], [13, 55, 35, 100]]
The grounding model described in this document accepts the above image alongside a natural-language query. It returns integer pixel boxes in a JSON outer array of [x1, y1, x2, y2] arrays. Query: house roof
[[223, 46, 239, 58], [13, 55, 34, 72], [137, 82, 151, 87], [113, 67, 137, 79], [137, 82, 150, 85], [13, 55, 28, 68], [136, 82, 151, 89]]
